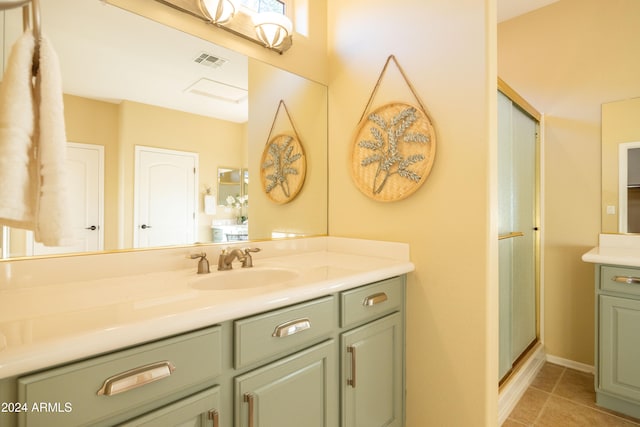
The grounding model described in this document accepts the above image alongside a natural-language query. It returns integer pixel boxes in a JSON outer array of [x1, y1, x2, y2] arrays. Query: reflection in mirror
[[601, 97, 640, 234], [0, 0, 327, 259], [213, 167, 249, 243], [618, 143, 640, 233]]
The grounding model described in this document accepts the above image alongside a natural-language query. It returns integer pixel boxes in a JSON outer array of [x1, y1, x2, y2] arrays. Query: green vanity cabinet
[[595, 265, 640, 419], [0, 275, 406, 427]]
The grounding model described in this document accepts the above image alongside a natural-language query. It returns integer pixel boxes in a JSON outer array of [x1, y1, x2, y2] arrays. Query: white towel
[[0, 31, 37, 231], [0, 31, 72, 246], [33, 34, 73, 246]]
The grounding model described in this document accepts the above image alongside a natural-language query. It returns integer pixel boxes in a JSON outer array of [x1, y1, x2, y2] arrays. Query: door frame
[[497, 78, 544, 378]]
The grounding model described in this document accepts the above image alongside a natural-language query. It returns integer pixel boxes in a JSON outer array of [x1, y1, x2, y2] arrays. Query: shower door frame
[[497, 78, 542, 385]]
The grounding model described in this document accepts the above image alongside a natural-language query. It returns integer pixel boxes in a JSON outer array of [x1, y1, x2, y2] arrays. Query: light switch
[[606, 205, 616, 215]]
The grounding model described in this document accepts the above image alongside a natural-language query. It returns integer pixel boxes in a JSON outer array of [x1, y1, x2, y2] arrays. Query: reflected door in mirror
[[30, 143, 105, 256], [134, 147, 198, 248]]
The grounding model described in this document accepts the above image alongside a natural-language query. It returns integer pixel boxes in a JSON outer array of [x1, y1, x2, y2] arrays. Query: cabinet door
[[119, 386, 221, 426], [599, 295, 640, 401], [235, 340, 337, 427], [342, 313, 403, 427]]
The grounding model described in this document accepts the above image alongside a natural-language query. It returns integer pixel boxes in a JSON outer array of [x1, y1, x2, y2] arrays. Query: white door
[[134, 146, 198, 248], [32, 143, 105, 255]]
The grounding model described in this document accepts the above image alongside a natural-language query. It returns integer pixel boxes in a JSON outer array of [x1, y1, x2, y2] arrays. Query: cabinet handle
[[208, 410, 219, 427], [613, 276, 640, 285], [363, 292, 388, 307], [96, 360, 175, 396], [244, 393, 255, 427], [207, 410, 220, 427], [271, 318, 311, 337], [347, 346, 357, 388]]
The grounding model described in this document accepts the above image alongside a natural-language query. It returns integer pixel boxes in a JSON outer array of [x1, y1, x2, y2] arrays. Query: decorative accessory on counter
[[350, 55, 436, 202], [260, 100, 306, 204]]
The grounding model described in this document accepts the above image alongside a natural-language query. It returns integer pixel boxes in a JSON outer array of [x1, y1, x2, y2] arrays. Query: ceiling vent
[[194, 52, 227, 69], [184, 78, 248, 104]]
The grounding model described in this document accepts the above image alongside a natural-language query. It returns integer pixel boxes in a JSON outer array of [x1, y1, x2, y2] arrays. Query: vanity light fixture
[[252, 11, 293, 49], [200, 0, 238, 25]]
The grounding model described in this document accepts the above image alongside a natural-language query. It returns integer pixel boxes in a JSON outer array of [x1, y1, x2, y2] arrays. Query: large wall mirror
[[0, 0, 327, 259], [602, 97, 640, 234]]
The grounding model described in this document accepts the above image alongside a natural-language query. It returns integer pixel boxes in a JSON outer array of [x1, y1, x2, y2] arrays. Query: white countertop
[[0, 237, 414, 379], [582, 233, 640, 267]]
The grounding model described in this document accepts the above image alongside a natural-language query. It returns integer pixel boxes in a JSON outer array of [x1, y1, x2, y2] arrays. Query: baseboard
[[498, 343, 546, 425], [545, 354, 594, 374]]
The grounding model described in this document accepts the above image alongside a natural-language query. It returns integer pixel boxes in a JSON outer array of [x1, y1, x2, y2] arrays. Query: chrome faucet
[[190, 252, 210, 274], [218, 247, 261, 270]]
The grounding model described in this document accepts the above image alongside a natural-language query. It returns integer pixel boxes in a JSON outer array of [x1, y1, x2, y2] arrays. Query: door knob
[[140, 224, 152, 229], [85, 225, 98, 231]]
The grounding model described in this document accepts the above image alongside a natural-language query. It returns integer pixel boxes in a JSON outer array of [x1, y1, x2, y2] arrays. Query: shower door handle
[[498, 231, 524, 240]]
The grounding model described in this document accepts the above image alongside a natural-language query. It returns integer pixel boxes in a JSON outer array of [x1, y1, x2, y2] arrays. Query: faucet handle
[[189, 252, 207, 260], [241, 247, 260, 268]]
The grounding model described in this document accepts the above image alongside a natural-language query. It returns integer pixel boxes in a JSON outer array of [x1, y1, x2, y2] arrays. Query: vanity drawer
[[601, 265, 640, 297], [340, 276, 404, 328], [18, 326, 222, 427], [234, 296, 336, 369]]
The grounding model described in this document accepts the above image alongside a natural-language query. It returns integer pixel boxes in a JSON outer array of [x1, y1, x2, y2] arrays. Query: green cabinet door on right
[[341, 312, 403, 427], [235, 339, 337, 427], [599, 295, 640, 402]]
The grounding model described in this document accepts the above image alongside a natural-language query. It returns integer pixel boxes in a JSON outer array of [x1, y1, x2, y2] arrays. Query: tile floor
[[502, 362, 640, 426]]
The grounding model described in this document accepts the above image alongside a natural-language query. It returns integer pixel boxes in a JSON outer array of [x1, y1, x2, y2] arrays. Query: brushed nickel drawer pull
[[208, 410, 219, 427], [347, 346, 357, 388], [244, 393, 255, 427], [363, 292, 388, 307], [271, 318, 311, 337], [96, 360, 175, 396], [613, 276, 640, 285]]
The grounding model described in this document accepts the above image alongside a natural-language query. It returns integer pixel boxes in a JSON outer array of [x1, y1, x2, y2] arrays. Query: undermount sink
[[189, 267, 299, 291]]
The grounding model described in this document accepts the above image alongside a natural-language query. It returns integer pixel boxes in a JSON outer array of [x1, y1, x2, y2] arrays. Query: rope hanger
[[265, 99, 303, 144], [358, 54, 430, 124]]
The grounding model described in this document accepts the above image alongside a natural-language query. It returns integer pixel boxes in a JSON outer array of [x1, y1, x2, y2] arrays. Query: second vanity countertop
[[582, 233, 640, 267], [0, 237, 414, 379]]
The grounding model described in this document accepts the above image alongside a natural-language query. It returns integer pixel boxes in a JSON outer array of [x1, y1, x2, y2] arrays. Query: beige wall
[[498, 0, 640, 365], [327, 0, 498, 425]]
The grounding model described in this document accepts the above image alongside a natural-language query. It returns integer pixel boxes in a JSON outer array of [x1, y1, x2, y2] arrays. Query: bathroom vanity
[[0, 237, 413, 427], [583, 234, 640, 419]]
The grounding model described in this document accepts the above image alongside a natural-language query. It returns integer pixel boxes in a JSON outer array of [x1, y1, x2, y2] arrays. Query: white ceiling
[[40, 0, 249, 122], [497, 0, 561, 23], [22, 0, 556, 123]]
